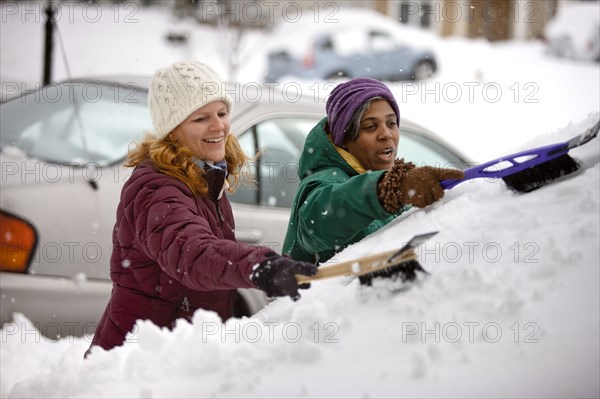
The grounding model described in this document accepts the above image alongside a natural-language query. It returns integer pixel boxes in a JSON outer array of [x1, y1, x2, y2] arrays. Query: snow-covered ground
[[1, 2, 599, 398]]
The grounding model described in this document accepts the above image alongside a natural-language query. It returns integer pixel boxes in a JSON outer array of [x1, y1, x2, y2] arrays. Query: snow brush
[[295, 232, 438, 286], [441, 119, 600, 192]]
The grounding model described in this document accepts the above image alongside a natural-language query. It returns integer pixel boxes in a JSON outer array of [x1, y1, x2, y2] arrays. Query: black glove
[[251, 253, 318, 301]]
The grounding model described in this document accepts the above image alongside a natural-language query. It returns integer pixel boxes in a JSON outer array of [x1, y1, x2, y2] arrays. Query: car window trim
[[251, 124, 261, 206]]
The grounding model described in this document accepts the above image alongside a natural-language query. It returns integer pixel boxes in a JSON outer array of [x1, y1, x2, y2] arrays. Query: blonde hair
[[126, 133, 249, 197]]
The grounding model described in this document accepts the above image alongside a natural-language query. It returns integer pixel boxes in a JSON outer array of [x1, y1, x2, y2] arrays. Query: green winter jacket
[[282, 118, 408, 263]]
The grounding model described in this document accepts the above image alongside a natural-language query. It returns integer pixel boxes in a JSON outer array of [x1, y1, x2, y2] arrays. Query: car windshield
[[0, 81, 151, 165]]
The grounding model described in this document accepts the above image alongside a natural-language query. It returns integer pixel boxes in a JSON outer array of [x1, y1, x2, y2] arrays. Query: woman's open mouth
[[376, 147, 395, 161]]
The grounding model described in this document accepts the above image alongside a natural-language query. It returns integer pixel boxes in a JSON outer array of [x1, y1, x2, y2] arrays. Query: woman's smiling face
[[345, 99, 399, 171], [170, 101, 230, 162]]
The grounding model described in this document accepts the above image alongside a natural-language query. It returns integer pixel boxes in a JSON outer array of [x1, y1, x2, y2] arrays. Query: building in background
[[377, 0, 598, 42], [377, 0, 558, 41]]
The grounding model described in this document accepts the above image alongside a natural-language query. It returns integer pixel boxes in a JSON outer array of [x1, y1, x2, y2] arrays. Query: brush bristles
[[358, 260, 429, 286], [502, 154, 580, 193]]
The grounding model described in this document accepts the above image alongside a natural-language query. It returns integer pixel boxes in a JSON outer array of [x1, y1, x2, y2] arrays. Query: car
[[0, 76, 470, 339], [543, 2, 600, 62], [265, 29, 437, 82]]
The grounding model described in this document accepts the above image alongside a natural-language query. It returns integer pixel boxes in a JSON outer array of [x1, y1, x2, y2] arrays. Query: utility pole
[[43, 3, 56, 86]]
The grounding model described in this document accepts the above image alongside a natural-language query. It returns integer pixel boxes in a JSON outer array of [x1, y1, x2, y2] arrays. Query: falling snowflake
[[73, 273, 87, 285]]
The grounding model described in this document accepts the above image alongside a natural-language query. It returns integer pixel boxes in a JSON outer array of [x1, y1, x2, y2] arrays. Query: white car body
[[0, 77, 470, 338]]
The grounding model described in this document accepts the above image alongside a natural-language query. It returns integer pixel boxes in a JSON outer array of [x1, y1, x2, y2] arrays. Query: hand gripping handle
[[441, 119, 599, 190], [440, 141, 569, 190]]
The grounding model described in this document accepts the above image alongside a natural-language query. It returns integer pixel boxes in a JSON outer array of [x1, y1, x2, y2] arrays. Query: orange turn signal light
[[0, 211, 37, 272]]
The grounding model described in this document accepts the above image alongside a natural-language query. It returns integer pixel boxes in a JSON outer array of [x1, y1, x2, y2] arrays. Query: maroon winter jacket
[[88, 162, 272, 352]]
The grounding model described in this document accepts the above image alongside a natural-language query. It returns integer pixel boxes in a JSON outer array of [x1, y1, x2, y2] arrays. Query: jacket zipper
[[180, 295, 190, 312]]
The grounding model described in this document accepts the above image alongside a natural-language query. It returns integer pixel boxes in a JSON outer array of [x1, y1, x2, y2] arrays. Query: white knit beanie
[[148, 61, 233, 139]]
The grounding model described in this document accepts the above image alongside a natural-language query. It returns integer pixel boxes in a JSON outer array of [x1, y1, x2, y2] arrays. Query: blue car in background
[[266, 29, 437, 82]]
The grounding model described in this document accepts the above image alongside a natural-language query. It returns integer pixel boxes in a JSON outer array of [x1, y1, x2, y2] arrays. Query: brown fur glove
[[378, 159, 465, 211]]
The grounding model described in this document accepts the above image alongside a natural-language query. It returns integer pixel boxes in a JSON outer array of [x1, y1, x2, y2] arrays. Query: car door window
[[230, 129, 259, 206], [229, 117, 319, 208], [368, 30, 396, 51], [397, 129, 469, 169], [333, 30, 368, 56], [229, 119, 469, 208]]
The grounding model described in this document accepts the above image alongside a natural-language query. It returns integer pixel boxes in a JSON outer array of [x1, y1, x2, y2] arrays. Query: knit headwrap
[[148, 61, 233, 139], [325, 78, 400, 146]]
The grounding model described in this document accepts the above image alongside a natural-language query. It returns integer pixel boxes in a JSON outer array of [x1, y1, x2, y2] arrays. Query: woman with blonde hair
[[87, 62, 316, 353]]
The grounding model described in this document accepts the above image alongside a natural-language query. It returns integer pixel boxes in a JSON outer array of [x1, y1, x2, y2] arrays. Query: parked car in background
[[0, 77, 469, 338], [265, 29, 437, 82], [543, 2, 600, 62]]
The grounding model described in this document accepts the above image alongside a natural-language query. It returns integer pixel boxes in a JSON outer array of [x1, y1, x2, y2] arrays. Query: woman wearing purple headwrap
[[283, 78, 464, 263]]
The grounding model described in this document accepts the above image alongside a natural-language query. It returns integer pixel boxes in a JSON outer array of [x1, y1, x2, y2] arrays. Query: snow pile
[[2, 114, 598, 398], [1, 2, 599, 398]]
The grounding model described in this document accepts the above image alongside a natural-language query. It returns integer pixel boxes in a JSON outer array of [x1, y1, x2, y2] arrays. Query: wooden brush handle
[[296, 249, 417, 284]]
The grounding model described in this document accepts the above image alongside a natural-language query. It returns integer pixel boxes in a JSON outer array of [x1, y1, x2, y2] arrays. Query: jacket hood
[[298, 117, 358, 179]]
